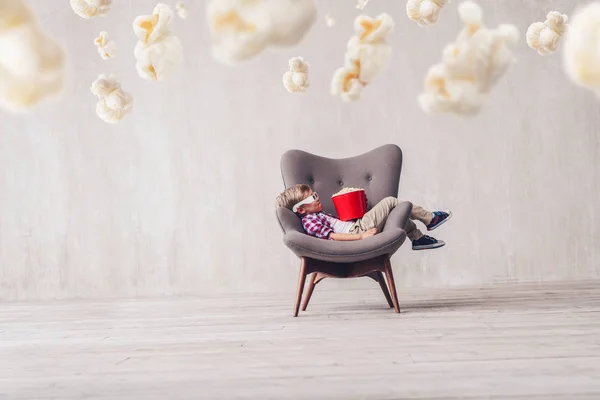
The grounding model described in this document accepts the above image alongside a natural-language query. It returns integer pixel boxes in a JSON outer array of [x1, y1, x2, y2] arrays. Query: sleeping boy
[[276, 184, 451, 250]]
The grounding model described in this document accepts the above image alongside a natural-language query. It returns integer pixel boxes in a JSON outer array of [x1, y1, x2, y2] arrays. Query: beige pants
[[349, 197, 433, 241]]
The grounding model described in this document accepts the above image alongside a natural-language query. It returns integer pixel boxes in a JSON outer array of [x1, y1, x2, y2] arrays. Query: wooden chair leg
[[384, 257, 401, 313], [294, 258, 308, 317], [302, 273, 318, 311], [375, 271, 394, 308]]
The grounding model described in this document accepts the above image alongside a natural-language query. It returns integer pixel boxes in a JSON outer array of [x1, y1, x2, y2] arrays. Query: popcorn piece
[[70, 0, 112, 19], [133, 3, 183, 80], [207, 0, 317, 65], [90, 74, 133, 124], [332, 187, 364, 197], [325, 14, 336, 27], [346, 37, 392, 84], [331, 13, 394, 102], [354, 13, 394, 44], [283, 57, 309, 93], [356, 0, 370, 10], [526, 11, 568, 55], [406, 0, 449, 27], [419, 64, 484, 115], [176, 1, 188, 19], [418, 1, 519, 115], [563, 3, 600, 97], [94, 31, 118, 60], [332, 61, 364, 102], [0, 0, 66, 113]]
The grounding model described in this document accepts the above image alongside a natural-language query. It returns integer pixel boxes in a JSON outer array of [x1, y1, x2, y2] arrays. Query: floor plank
[[2, 281, 600, 399]]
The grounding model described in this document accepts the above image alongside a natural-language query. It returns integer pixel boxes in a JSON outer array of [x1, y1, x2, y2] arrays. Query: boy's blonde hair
[[276, 184, 311, 210]]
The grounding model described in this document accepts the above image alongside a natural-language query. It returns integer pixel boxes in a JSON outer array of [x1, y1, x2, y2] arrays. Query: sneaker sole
[[427, 210, 452, 231], [412, 241, 446, 251]]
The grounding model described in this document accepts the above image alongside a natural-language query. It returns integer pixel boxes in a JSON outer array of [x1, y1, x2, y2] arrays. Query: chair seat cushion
[[277, 201, 412, 263], [282, 228, 407, 263]]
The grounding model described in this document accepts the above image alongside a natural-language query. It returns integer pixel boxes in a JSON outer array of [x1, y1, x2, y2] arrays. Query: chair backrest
[[280, 144, 403, 216]]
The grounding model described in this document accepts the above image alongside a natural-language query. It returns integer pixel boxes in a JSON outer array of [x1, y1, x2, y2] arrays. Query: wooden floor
[[2, 281, 600, 399]]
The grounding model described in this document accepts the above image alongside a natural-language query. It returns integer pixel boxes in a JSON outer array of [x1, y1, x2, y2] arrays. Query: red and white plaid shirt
[[301, 212, 334, 240]]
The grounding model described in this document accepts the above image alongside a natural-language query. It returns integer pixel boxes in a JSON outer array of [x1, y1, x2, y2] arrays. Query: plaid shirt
[[301, 212, 334, 240]]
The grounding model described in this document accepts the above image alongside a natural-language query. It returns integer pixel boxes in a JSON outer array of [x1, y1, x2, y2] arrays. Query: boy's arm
[[329, 232, 364, 241], [330, 228, 378, 241]]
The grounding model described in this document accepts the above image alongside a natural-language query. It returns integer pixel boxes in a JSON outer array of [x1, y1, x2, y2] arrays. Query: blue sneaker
[[427, 210, 452, 231], [412, 235, 445, 251]]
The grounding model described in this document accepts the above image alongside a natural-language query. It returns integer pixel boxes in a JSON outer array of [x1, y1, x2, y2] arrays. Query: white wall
[[1, 0, 599, 300]]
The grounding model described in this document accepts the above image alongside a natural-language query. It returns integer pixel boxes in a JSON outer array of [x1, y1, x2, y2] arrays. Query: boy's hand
[[360, 228, 378, 239]]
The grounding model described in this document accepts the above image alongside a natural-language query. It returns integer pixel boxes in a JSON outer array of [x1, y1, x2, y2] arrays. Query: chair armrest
[[383, 201, 413, 232], [276, 207, 304, 234]]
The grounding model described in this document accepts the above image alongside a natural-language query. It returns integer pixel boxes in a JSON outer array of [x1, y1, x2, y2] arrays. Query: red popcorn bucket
[[331, 189, 367, 221]]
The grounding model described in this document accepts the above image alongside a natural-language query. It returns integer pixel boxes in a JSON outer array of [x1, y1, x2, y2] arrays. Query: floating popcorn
[[0, 0, 66, 113], [331, 13, 394, 102], [563, 3, 600, 97], [332, 62, 364, 102], [356, 0, 370, 10], [94, 31, 118, 60], [406, 0, 449, 27], [526, 11, 568, 55], [133, 3, 183, 80], [176, 1, 188, 19], [419, 63, 484, 114], [206, 0, 317, 65], [418, 1, 519, 115], [325, 14, 336, 27], [283, 57, 309, 93], [70, 0, 112, 19], [90, 74, 133, 124]]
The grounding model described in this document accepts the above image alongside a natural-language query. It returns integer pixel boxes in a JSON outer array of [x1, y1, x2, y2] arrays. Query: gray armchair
[[276, 144, 413, 316]]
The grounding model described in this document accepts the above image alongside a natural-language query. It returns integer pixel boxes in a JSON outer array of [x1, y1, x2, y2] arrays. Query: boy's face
[[297, 190, 323, 214]]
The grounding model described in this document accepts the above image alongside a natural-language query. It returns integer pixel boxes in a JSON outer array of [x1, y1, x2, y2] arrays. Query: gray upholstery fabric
[[276, 144, 412, 263], [281, 144, 403, 215]]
